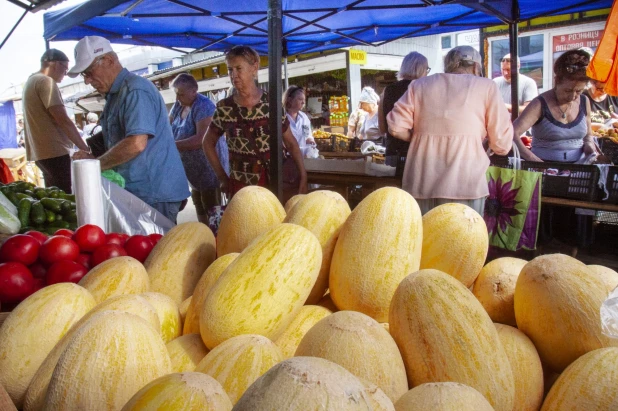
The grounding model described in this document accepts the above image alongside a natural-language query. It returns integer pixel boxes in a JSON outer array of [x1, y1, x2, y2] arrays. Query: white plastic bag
[[601, 286, 618, 339], [100, 178, 175, 235]]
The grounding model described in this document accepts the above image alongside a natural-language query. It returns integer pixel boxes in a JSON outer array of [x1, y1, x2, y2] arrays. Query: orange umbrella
[[587, 0, 618, 96]]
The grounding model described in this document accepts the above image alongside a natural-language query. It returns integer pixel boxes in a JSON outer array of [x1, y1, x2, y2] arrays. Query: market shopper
[[493, 53, 539, 114], [284, 85, 315, 154], [202, 45, 307, 198], [512, 50, 596, 248], [22, 49, 90, 193], [170, 73, 229, 224], [512, 49, 595, 163], [584, 79, 618, 126], [70, 36, 189, 223], [82, 112, 101, 138], [357, 87, 383, 143], [387, 45, 513, 215], [378, 51, 429, 158], [346, 104, 367, 139]]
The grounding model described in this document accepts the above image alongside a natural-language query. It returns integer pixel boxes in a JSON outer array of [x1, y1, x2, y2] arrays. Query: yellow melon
[[588, 264, 618, 293], [317, 292, 339, 312], [420, 203, 489, 287], [200, 223, 321, 349], [284, 194, 305, 214], [179, 296, 191, 326], [295, 310, 408, 403], [233, 356, 375, 410], [141, 292, 182, 343], [195, 334, 283, 404], [146, 222, 217, 305], [274, 305, 331, 358], [381, 323, 390, 333], [495, 323, 544, 411], [514, 254, 618, 372], [77, 256, 149, 304], [394, 383, 494, 411], [284, 190, 351, 304], [389, 269, 514, 411], [0, 284, 95, 409], [361, 380, 395, 411], [541, 348, 618, 410], [121, 372, 232, 411], [472, 257, 527, 326], [166, 334, 209, 373], [23, 294, 160, 411], [183, 253, 239, 335], [0, 381, 16, 411], [44, 311, 172, 410], [329, 187, 422, 322], [216, 186, 286, 256]]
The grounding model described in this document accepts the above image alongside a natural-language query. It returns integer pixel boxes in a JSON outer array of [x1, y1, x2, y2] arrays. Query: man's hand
[[72, 150, 95, 160]]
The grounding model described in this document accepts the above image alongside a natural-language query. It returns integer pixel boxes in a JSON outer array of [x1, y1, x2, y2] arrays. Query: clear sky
[[0, 0, 129, 97]]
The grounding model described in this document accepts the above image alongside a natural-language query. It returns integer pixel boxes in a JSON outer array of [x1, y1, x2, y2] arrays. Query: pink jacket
[[387, 73, 513, 199]]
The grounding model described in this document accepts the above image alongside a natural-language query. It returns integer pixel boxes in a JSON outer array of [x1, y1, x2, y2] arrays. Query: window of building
[[441, 36, 452, 49]]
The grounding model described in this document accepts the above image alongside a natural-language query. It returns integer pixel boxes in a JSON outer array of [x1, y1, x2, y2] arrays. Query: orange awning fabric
[[587, 0, 618, 95]]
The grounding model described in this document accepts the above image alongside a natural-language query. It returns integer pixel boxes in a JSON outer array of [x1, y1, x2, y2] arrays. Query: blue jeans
[[151, 201, 182, 224]]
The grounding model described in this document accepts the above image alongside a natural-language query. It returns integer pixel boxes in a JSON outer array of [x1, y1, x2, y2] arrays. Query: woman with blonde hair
[[387, 45, 512, 215], [202, 46, 307, 197]]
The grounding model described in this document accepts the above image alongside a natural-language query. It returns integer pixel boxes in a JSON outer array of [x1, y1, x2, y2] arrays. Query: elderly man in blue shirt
[[70, 36, 189, 223]]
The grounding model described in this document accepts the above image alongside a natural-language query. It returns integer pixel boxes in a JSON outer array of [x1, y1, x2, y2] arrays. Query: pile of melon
[[0, 185, 617, 411]]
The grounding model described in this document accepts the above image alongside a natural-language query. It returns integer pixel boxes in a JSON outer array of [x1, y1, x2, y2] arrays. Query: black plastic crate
[[489, 157, 599, 201], [599, 139, 618, 164]]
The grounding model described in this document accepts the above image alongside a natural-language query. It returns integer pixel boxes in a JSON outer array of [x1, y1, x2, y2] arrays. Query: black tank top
[[381, 80, 412, 156]]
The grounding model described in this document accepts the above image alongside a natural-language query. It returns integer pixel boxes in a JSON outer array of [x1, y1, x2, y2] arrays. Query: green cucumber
[[40, 198, 62, 213], [45, 209, 56, 223], [5, 191, 20, 207], [30, 201, 46, 225], [64, 210, 78, 223], [15, 193, 33, 201], [18, 198, 32, 227]]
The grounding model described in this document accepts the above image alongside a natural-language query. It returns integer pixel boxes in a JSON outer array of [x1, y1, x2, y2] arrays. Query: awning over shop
[[43, 0, 613, 55]]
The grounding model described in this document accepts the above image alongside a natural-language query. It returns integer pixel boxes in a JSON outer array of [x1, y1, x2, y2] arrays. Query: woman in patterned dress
[[202, 46, 307, 197]]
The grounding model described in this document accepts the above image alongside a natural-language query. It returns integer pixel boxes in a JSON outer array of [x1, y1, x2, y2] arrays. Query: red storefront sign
[[553, 30, 604, 53]]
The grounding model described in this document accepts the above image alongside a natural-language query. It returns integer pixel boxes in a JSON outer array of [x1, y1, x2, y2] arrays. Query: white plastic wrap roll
[[72, 159, 105, 230]]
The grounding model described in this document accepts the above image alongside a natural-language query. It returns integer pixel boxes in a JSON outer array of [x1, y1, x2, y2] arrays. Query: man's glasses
[[80, 57, 104, 79], [501, 58, 512, 63]]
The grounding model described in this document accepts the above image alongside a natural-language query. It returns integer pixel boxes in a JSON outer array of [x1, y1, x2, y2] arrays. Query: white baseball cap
[[67, 36, 113, 78]]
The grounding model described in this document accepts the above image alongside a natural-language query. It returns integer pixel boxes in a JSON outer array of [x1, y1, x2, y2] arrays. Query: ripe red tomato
[[75, 253, 92, 270], [0, 262, 34, 304], [24, 230, 48, 245], [91, 244, 127, 267], [124, 235, 154, 263], [46, 260, 89, 285], [29, 262, 47, 279], [72, 224, 106, 253], [0, 234, 41, 266], [32, 277, 46, 293], [39, 236, 80, 267], [106, 233, 129, 246], [54, 229, 74, 238], [148, 233, 163, 246]]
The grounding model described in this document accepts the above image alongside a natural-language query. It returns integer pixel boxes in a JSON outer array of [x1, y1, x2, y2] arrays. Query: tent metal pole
[[283, 40, 289, 90], [0, 9, 28, 51], [268, 0, 283, 200], [509, 0, 520, 121]]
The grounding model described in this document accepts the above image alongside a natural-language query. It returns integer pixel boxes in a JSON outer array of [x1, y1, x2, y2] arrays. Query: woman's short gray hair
[[444, 46, 482, 75], [397, 52, 429, 81], [86, 112, 98, 123], [172, 73, 198, 91]]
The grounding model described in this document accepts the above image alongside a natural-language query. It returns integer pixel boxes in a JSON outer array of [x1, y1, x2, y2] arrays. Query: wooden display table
[[542, 196, 618, 213], [307, 171, 400, 201], [0, 148, 43, 186]]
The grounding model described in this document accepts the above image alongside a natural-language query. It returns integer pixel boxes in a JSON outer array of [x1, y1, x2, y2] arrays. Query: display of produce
[[312, 129, 354, 152], [0, 184, 616, 411], [0, 182, 77, 235]]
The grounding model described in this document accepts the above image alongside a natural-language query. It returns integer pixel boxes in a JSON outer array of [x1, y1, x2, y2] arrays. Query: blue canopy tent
[[42, 0, 614, 197]]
